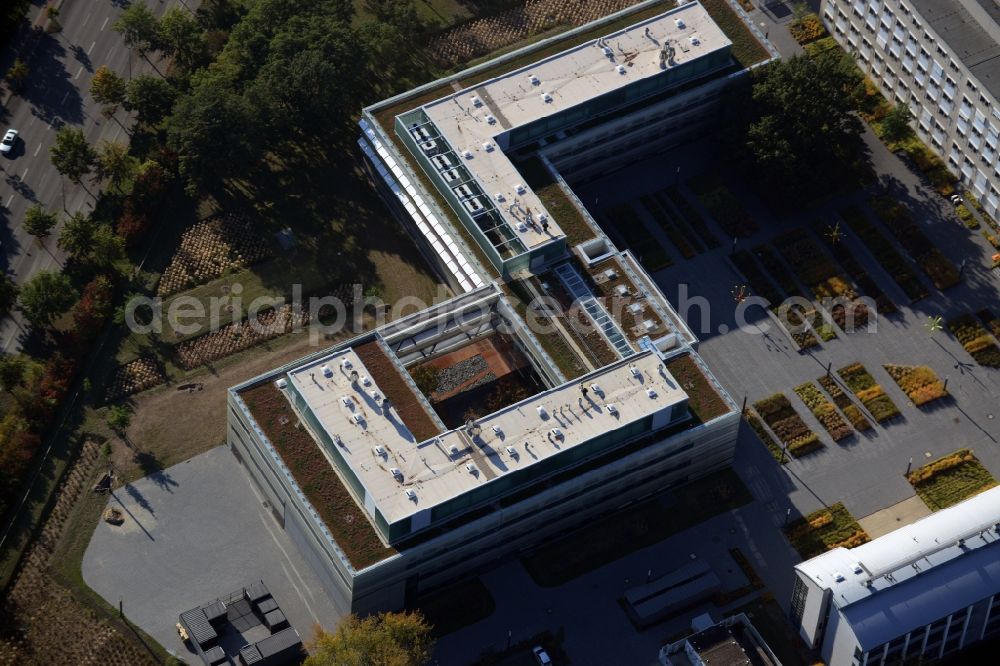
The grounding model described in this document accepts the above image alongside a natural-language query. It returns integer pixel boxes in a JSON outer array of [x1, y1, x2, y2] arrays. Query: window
[[790, 576, 809, 628]]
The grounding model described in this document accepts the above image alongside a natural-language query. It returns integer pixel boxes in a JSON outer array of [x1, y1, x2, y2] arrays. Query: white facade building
[[822, 0, 1000, 216]]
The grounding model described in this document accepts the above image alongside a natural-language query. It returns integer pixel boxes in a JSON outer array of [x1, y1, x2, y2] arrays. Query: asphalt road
[[0, 0, 187, 354]]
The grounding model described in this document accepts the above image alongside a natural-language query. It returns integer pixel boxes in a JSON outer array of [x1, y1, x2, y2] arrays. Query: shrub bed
[[602, 204, 672, 271], [948, 314, 1000, 368], [751, 245, 823, 349], [783, 503, 870, 559], [662, 187, 719, 249], [103, 356, 167, 402], [794, 382, 852, 441], [730, 251, 818, 350], [753, 393, 822, 458], [789, 13, 826, 45], [883, 365, 948, 406], [640, 195, 699, 259], [665, 354, 729, 424], [813, 219, 897, 314], [956, 203, 979, 229], [838, 363, 901, 422], [979, 309, 1000, 339], [817, 375, 873, 431], [745, 411, 785, 464], [907, 449, 998, 510], [689, 176, 759, 239], [157, 213, 273, 296], [839, 206, 927, 303], [175, 304, 310, 370], [870, 196, 961, 290]]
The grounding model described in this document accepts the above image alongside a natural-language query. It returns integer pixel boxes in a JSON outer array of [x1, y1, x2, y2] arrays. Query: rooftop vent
[[483, 141, 495, 152], [449, 444, 460, 456], [517, 223, 528, 232], [274, 378, 287, 390], [853, 565, 864, 575], [607, 403, 618, 415], [466, 463, 478, 475], [615, 284, 629, 297], [630, 364, 642, 379], [370, 390, 382, 402], [590, 383, 602, 395], [675, 18, 686, 29], [341, 359, 352, 370], [505, 445, 517, 457], [603, 268, 617, 280], [320, 364, 332, 377], [529, 74, 540, 85], [373, 445, 386, 457], [537, 405, 548, 419], [361, 375, 371, 386], [834, 572, 845, 583], [486, 114, 497, 125], [495, 193, 505, 203], [492, 425, 503, 436], [405, 489, 417, 501], [463, 149, 474, 159], [470, 95, 482, 107], [390, 467, 403, 481], [541, 92, 553, 103], [646, 388, 658, 399], [643, 319, 657, 332], [352, 413, 364, 425], [515, 183, 526, 195], [628, 302, 643, 314], [341, 396, 353, 408], [602, 46, 613, 57], [689, 36, 700, 46], [616, 64, 626, 74], [549, 427, 563, 440]]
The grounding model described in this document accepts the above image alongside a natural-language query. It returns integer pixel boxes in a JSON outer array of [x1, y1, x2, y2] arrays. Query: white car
[[0, 129, 17, 155], [532, 646, 552, 665]]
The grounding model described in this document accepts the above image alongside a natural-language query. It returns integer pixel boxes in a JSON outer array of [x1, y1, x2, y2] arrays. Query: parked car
[[951, 194, 964, 205], [0, 129, 17, 155], [532, 646, 552, 665]]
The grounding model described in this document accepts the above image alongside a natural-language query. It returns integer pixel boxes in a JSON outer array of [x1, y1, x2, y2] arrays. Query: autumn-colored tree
[[304, 612, 434, 666]]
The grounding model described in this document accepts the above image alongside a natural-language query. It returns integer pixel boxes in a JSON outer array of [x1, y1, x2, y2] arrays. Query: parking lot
[[82, 445, 348, 661]]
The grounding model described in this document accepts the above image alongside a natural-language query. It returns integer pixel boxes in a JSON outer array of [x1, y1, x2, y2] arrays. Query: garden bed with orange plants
[[948, 314, 1000, 368], [838, 362, 900, 423], [789, 13, 826, 45], [907, 449, 998, 511], [157, 213, 273, 296], [817, 375, 872, 432], [794, 382, 852, 441], [883, 365, 948, 406], [783, 503, 869, 559], [753, 393, 822, 458]]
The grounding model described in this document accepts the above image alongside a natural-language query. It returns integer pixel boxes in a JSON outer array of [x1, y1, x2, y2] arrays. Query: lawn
[[907, 449, 998, 511], [783, 503, 869, 559], [520, 468, 752, 586]]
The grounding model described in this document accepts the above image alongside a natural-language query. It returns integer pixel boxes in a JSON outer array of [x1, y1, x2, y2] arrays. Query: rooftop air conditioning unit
[[675, 18, 686, 29], [853, 565, 864, 575], [320, 364, 332, 377], [616, 64, 626, 74], [495, 192, 505, 203], [834, 572, 845, 582], [631, 364, 642, 379], [405, 489, 417, 501], [643, 319, 657, 332], [274, 378, 287, 390], [615, 284, 629, 297], [370, 390, 382, 402], [483, 141, 495, 152], [550, 428, 563, 440], [373, 445, 386, 457], [517, 223, 528, 232], [690, 36, 700, 46], [390, 468, 403, 481], [466, 463, 478, 475], [341, 396, 353, 407], [629, 303, 644, 314], [607, 404, 618, 415], [463, 149, 474, 159], [341, 359, 352, 370], [541, 92, 553, 103], [537, 405, 548, 419], [505, 445, 517, 457], [449, 444, 460, 456], [529, 74, 540, 85], [603, 268, 617, 280], [590, 383, 602, 395], [646, 388, 658, 399], [353, 413, 364, 425], [486, 114, 497, 125], [492, 425, 503, 436], [361, 376, 371, 386], [515, 183, 526, 195], [602, 46, 613, 57], [470, 95, 482, 107]]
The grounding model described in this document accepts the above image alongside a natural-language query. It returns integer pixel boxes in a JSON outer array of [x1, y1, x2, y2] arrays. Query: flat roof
[[910, 0, 1000, 101], [418, 1, 730, 252], [284, 347, 688, 526], [796, 485, 1000, 646]]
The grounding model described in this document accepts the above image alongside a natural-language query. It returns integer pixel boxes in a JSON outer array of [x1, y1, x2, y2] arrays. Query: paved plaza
[[82, 446, 348, 662]]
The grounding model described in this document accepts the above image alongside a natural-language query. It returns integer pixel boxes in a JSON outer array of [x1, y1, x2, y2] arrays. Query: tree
[[113, 2, 161, 55], [58, 212, 99, 260], [304, 612, 434, 666], [5, 58, 28, 92], [90, 65, 127, 115], [95, 140, 136, 189], [107, 404, 132, 435], [0, 276, 17, 317], [125, 74, 177, 125], [158, 7, 206, 71], [50, 127, 97, 184], [881, 103, 914, 144], [0, 355, 26, 391], [18, 271, 76, 327], [88, 226, 127, 269], [23, 205, 58, 243]]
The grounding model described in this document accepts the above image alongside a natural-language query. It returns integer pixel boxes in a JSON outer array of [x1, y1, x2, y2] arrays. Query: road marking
[[33, 143, 41, 157], [75, 66, 83, 80], [100, 17, 109, 31], [21, 168, 28, 180], [82, 11, 92, 27], [87, 40, 96, 55], [5, 195, 12, 208], [61, 91, 69, 104], [111, 124, 122, 142]]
